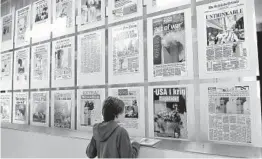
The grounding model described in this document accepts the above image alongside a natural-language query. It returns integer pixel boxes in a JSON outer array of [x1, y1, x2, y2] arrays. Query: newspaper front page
[[53, 38, 73, 81], [153, 87, 188, 139], [15, 5, 31, 47], [0, 52, 13, 90], [111, 0, 138, 19], [1, 14, 13, 42], [110, 88, 141, 130], [80, 32, 102, 74], [0, 93, 12, 122], [31, 92, 49, 126], [32, 44, 49, 82], [152, 12, 187, 78], [78, 89, 104, 129], [14, 48, 29, 89], [80, 0, 102, 25], [112, 22, 140, 76], [55, 0, 73, 28], [13, 92, 28, 124], [207, 85, 252, 143], [53, 91, 73, 129], [197, 0, 255, 77], [33, 0, 49, 25]]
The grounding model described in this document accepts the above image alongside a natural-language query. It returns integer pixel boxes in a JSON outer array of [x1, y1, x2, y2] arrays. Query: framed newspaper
[[197, 0, 259, 79], [32, 0, 51, 43], [200, 82, 262, 147], [14, 48, 30, 90], [13, 92, 29, 124], [31, 42, 50, 89], [0, 92, 12, 123], [30, 91, 50, 127], [52, 36, 75, 88], [51, 90, 75, 129], [0, 52, 13, 91], [1, 11, 15, 51], [77, 88, 105, 131], [108, 0, 143, 24], [108, 20, 144, 84], [15, 5, 31, 48], [77, 0, 105, 31], [148, 85, 195, 141], [52, 0, 76, 38], [147, 9, 194, 82], [109, 87, 145, 137], [77, 29, 105, 86]]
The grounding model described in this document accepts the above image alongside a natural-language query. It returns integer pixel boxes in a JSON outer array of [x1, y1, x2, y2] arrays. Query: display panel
[[32, 0, 51, 43], [148, 85, 195, 140], [109, 87, 145, 137], [52, 36, 75, 88], [52, 0, 75, 38], [31, 42, 50, 89], [77, 0, 105, 31], [147, 9, 194, 82], [0, 52, 13, 90], [51, 90, 75, 129], [1, 11, 15, 51], [0, 92, 12, 123], [15, 5, 31, 48], [77, 30, 105, 86], [108, 0, 143, 24], [14, 48, 30, 90], [30, 91, 49, 127], [13, 92, 28, 124], [197, 0, 259, 78], [108, 20, 144, 84], [77, 88, 105, 131], [200, 82, 262, 147]]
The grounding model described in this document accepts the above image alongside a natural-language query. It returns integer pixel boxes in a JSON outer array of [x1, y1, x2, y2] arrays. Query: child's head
[[102, 96, 125, 122]]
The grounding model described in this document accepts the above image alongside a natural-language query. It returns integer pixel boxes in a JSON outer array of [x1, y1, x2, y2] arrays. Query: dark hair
[[102, 96, 124, 122]]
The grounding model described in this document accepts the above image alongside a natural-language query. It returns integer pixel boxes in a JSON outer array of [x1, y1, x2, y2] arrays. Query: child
[[86, 96, 140, 158]]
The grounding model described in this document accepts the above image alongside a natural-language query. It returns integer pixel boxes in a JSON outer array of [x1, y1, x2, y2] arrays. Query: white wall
[[1, 128, 230, 158]]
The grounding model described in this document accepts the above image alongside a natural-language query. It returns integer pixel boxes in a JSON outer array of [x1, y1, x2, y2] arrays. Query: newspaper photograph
[[111, 0, 138, 19], [152, 12, 187, 77], [207, 85, 252, 143], [31, 92, 49, 124], [16, 5, 31, 47], [14, 93, 28, 123], [205, 2, 248, 73], [81, 0, 102, 25], [1, 14, 13, 42], [55, 0, 73, 28], [79, 90, 103, 127], [54, 92, 72, 129], [1, 52, 12, 81], [53, 38, 73, 80], [15, 49, 29, 86], [32, 44, 49, 81], [112, 23, 140, 75], [34, 0, 49, 24], [111, 88, 140, 129], [153, 87, 188, 139], [0, 93, 11, 122]]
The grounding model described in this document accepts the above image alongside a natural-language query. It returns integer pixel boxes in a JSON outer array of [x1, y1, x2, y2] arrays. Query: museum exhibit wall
[[1, 0, 262, 158]]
